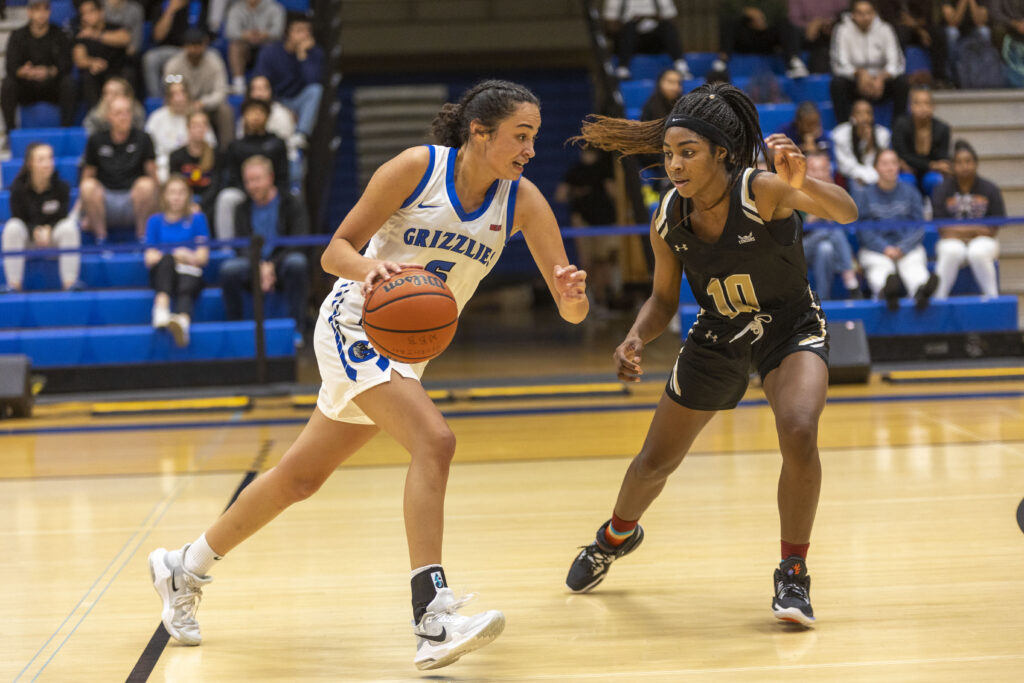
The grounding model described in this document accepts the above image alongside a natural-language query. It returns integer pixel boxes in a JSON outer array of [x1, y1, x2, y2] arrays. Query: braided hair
[[431, 80, 541, 148], [574, 82, 767, 209]]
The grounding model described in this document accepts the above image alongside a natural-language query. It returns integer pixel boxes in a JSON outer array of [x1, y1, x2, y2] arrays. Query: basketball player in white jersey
[[147, 80, 588, 670]]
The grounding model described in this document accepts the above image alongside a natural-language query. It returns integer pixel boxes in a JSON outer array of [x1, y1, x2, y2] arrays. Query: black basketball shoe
[[566, 520, 644, 593], [882, 273, 902, 312], [771, 555, 815, 627]]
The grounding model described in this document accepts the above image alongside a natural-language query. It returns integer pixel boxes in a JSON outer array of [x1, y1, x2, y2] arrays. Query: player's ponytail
[[431, 80, 541, 148]]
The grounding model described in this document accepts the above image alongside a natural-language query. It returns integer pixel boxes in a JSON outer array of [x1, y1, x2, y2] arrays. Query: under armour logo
[[738, 232, 756, 244], [673, 243, 688, 252], [705, 330, 718, 342]]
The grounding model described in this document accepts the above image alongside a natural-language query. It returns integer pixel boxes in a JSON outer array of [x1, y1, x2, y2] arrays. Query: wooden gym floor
[[3, 307, 1024, 682]]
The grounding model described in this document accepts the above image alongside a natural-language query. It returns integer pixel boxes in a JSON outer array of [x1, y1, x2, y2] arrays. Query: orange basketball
[[362, 267, 458, 363]]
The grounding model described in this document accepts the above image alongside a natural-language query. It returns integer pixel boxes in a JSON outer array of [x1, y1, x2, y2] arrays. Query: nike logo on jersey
[[403, 227, 495, 266], [738, 232, 756, 244], [418, 202, 443, 209], [416, 627, 448, 643]]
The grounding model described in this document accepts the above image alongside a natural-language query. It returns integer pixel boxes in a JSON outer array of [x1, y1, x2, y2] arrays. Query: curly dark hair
[[431, 80, 541, 148]]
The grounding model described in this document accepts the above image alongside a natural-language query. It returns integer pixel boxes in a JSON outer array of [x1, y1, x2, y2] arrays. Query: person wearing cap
[[143, 0, 209, 98], [213, 97, 289, 239], [1, 0, 76, 137], [163, 27, 235, 148]]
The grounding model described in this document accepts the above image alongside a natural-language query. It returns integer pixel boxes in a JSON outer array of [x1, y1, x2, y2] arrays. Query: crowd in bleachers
[[604, 0, 1018, 311], [1, 0, 318, 349]]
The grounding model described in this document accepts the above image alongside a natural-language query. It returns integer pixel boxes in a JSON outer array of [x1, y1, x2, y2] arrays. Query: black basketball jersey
[[654, 168, 811, 328]]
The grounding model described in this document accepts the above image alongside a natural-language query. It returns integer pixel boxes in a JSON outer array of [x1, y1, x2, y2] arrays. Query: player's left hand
[[766, 133, 806, 190], [554, 264, 587, 302]]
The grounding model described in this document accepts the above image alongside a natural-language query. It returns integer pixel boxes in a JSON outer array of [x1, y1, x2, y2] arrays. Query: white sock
[[184, 533, 223, 577]]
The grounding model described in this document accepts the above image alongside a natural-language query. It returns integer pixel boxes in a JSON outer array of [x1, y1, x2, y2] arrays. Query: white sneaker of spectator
[[674, 59, 694, 80], [288, 132, 308, 150], [152, 305, 171, 329], [167, 313, 190, 347], [711, 58, 728, 73], [231, 76, 247, 95], [615, 65, 632, 80], [785, 56, 809, 79]]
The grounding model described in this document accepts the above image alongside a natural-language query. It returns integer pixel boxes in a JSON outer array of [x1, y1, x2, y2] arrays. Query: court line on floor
[[126, 439, 272, 683], [14, 414, 241, 682], [4, 389, 1024, 438]]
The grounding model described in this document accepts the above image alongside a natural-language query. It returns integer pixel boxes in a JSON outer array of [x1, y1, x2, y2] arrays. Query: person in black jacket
[[891, 85, 951, 198], [2, 143, 81, 291], [213, 97, 289, 239], [218, 155, 308, 343], [1, 0, 76, 135]]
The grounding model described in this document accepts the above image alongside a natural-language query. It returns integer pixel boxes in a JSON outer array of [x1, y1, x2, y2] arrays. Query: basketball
[[362, 267, 459, 362]]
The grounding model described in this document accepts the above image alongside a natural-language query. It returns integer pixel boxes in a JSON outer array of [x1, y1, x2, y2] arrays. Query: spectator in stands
[[83, 75, 146, 135], [832, 98, 892, 186], [942, 0, 993, 82], [239, 75, 301, 187], [102, 0, 144, 57], [855, 148, 938, 310], [932, 139, 1006, 298], [163, 27, 235, 148], [219, 155, 309, 344], [991, 1, 1024, 85], [73, 0, 133, 107], [892, 85, 951, 197], [716, 0, 809, 79], [786, 0, 847, 73], [802, 151, 862, 299], [80, 94, 159, 242], [215, 98, 289, 239], [878, 1, 951, 86], [555, 147, 619, 312], [1, 143, 81, 292], [225, 0, 286, 95], [1, 0, 76, 139], [169, 110, 221, 218], [830, 0, 909, 125], [640, 67, 683, 121], [144, 174, 209, 346], [602, 0, 692, 80], [143, 0, 208, 98], [781, 100, 833, 156], [146, 78, 218, 182], [253, 14, 323, 149]]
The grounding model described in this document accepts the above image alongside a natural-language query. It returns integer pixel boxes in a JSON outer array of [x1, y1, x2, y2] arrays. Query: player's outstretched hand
[[361, 260, 416, 297], [613, 335, 644, 383], [554, 264, 587, 303], [766, 133, 806, 190]]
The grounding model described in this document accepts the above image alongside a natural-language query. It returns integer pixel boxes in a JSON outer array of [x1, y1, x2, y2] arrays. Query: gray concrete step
[[934, 89, 1024, 128]]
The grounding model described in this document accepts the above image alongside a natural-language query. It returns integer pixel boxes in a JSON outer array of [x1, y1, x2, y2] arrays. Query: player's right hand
[[613, 336, 644, 382], [361, 260, 403, 297]]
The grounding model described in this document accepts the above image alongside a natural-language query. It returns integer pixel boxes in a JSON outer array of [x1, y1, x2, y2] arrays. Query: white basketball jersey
[[343, 144, 519, 313]]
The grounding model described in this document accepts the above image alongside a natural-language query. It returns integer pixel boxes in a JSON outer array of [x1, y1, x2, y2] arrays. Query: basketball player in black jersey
[[565, 83, 858, 626]]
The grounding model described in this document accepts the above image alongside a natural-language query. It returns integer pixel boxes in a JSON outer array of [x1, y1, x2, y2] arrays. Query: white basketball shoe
[[148, 545, 212, 645], [412, 588, 505, 670]]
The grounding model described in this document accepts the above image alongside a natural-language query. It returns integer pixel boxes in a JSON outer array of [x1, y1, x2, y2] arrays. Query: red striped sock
[[781, 540, 809, 560], [604, 513, 638, 547]]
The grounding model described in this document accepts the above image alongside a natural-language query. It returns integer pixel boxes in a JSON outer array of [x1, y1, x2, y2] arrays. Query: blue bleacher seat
[[626, 54, 673, 81], [49, 0, 74, 28], [0, 319, 296, 367], [905, 46, 932, 75], [3, 157, 81, 186], [278, 0, 312, 11], [17, 103, 62, 128], [144, 97, 163, 115], [686, 53, 718, 79], [0, 250, 230, 291], [0, 190, 9, 222], [784, 74, 832, 105], [0, 289, 289, 328], [678, 296, 1018, 338], [728, 54, 787, 78], [620, 80, 654, 110], [8, 128, 87, 158], [756, 102, 797, 135]]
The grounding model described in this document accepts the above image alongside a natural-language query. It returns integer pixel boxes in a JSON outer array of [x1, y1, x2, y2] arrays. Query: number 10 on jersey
[[706, 274, 760, 318]]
